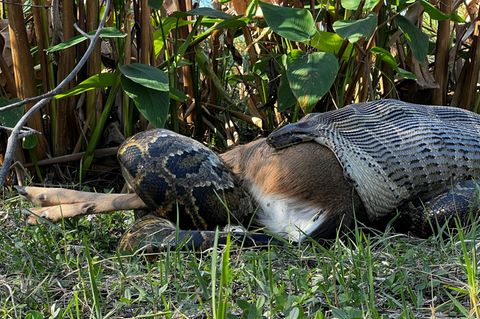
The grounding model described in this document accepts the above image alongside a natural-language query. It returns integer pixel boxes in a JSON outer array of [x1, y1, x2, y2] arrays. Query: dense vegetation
[[0, 0, 479, 317], [1, 196, 480, 318], [0, 0, 479, 184]]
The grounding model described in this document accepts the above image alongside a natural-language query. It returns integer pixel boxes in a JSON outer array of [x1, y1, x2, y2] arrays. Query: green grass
[[1, 190, 479, 318]]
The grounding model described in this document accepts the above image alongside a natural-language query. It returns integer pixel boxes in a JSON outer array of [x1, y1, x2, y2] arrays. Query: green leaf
[[0, 98, 22, 127], [211, 16, 248, 30], [259, 2, 316, 42], [310, 31, 353, 58], [169, 86, 188, 102], [450, 12, 465, 23], [148, 0, 163, 9], [341, 0, 381, 10], [278, 74, 297, 112], [420, 0, 449, 20], [397, 67, 417, 80], [246, 0, 259, 18], [121, 76, 169, 128], [22, 135, 37, 150], [187, 7, 234, 19], [46, 27, 126, 53], [333, 13, 378, 43], [370, 47, 417, 80], [0, 98, 38, 150], [395, 15, 429, 61], [25, 311, 43, 319], [119, 63, 169, 92], [331, 307, 363, 319], [286, 51, 339, 113], [153, 18, 192, 57], [55, 73, 118, 99], [370, 46, 397, 69]]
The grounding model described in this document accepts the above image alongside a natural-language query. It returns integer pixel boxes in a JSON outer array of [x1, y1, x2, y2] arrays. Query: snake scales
[[116, 129, 273, 252], [116, 100, 480, 252]]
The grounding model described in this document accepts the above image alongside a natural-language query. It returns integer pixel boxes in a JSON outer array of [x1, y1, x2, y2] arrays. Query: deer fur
[[21, 138, 362, 239], [221, 138, 363, 239]]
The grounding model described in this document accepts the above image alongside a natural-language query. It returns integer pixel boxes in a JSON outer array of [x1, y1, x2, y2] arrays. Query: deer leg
[[17, 186, 147, 224]]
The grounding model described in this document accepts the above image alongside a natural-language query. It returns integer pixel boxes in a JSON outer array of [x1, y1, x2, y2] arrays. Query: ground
[[0, 189, 479, 318]]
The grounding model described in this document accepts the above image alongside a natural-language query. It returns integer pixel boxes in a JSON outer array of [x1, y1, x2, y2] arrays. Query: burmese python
[[117, 100, 480, 252], [117, 129, 274, 252]]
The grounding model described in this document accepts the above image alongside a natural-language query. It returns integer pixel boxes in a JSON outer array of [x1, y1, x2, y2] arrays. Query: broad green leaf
[[169, 86, 188, 102], [148, 0, 163, 9], [0, 98, 38, 150], [331, 307, 364, 319], [153, 18, 192, 57], [259, 2, 316, 42], [188, 7, 234, 19], [47, 27, 126, 53], [370, 46, 397, 69], [55, 73, 118, 99], [397, 67, 417, 80], [119, 63, 169, 92], [160, 16, 194, 33], [0, 98, 22, 126], [395, 15, 429, 61], [341, 0, 381, 10], [286, 51, 339, 113], [25, 311, 44, 319], [227, 74, 256, 84], [450, 12, 465, 23], [252, 59, 271, 81], [211, 16, 248, 30], [333, 13, 378, 43], [277, 75, 297, 112], [310, 31, 354, 58], [197, 16, 248, 41], [22, 135, 37, 150], [119, 64, 170, 127], [420, 0, 450, 20], [370, 47, 417, 80], [121, 76, 169, 128]]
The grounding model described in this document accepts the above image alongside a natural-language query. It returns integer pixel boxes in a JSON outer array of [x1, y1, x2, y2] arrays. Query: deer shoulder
[[220, 138, 364, 240]]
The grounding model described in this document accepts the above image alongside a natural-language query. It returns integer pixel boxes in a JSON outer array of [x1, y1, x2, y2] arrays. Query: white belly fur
[[248, 184, 326, 241]]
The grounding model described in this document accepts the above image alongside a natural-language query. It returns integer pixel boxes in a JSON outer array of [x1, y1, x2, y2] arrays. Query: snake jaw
[[267, 126, 317, 150], [118, 129, 251, 230]]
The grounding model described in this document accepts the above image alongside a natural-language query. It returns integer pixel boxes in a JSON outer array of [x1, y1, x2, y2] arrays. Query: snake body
[[116, 100, 480, 252], [117, 129, 253, 230]]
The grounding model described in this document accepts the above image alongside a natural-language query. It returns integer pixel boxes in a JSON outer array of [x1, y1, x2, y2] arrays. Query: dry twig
[[0, 0, 112, 187]]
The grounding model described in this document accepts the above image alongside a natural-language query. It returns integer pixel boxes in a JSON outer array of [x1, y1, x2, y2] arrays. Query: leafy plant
[[0, 0, 478, 189]]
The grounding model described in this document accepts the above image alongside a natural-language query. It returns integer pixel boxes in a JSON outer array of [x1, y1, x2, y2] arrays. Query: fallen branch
[[0, 126, 40, 139], [0, 0, 112, 187], [22, 146, 118, 168]]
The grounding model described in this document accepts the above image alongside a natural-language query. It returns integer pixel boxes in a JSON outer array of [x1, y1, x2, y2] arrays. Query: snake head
[[267, 122, 317, 150], [117, 129, 252, 229]]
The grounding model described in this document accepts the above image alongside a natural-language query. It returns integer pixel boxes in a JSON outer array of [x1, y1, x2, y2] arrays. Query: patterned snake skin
[[117, 129, 274, 252], [117, 100, 480, 252], [267, 99, 480, 219], [117, 129, 252, 229], [394, 180, 480, 237], [118, 215, 277, 253]]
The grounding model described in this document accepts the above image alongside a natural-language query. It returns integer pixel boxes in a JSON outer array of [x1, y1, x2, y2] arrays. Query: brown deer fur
[[221, 139, 363, 238], [22, 138, 362, 238]]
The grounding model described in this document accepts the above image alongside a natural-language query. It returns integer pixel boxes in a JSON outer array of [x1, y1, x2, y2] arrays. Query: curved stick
[[0, 0, 112, 187]]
